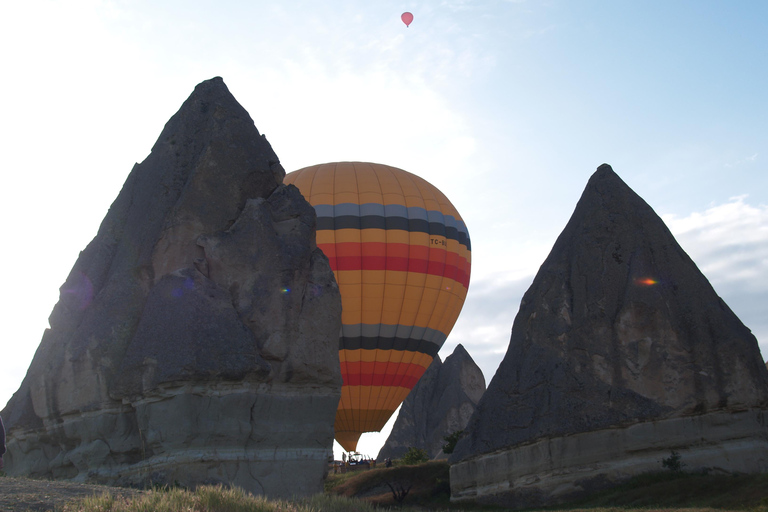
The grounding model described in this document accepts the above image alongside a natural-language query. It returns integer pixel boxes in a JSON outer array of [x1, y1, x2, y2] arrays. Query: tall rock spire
[[450, 164, 768, 508], [1, 77, 342, 498]]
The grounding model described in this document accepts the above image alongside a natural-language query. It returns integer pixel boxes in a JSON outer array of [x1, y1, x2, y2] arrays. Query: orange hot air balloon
[[284, 162, 471, 452], [401, 11, 414, 27]]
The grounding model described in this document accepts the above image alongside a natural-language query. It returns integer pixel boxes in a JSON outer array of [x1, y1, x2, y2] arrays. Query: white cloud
[[725, 153, 758, 168], [662, 196, 768, 292], [663, 197, 768, 358], [443, 275, 532, 378]]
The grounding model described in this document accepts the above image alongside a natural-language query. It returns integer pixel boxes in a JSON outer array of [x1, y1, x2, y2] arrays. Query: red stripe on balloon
[[343, 361, 428, 378], [319, 242, 470, 288], [342, 361, 428, 388], [344, 374, 421, 388]]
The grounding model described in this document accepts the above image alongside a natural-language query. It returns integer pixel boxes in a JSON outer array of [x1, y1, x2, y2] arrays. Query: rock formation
[[0, 77, 342, 498], [450, 164, 768, 508], [377, 344, 485, 462]]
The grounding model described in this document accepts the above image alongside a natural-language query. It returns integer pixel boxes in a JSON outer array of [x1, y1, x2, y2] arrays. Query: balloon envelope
[[401, 11, 414, 27], [284, 162, 471, 452]]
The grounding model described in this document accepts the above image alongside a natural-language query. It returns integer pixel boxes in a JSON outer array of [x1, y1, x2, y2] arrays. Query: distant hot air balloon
[[284, 162, 471, 452], [401, 11, 414, 27]]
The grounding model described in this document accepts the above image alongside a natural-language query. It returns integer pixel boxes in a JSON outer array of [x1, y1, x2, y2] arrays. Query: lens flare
[[171, 277, 195, 298], [61, 271, 94, 310], [634, 277, 658, 286]]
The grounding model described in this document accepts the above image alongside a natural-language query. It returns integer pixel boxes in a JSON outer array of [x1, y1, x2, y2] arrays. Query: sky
[[1, 0, 767, 461]]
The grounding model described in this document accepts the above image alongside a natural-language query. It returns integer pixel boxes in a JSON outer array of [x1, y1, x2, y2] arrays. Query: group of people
[[331, 455, 394, 473]]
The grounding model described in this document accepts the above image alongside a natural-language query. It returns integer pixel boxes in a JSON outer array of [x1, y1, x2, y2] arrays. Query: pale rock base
[[450, 409, 768, 509], [6, 382, 338, 498]]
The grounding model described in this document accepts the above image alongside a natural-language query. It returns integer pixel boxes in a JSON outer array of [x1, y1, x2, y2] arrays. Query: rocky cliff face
[[377, 344, 485, 461], [1, 77, 342, 498], [450, 164, 768, 508]]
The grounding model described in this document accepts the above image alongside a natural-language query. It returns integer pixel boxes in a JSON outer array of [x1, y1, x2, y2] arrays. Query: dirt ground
[[0, 476, 145, 511]]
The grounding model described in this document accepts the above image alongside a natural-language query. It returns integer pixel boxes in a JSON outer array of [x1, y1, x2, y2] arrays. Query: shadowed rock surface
[[376, 344, 485, 462], [450, 164, 768, 508], [1, 77, 342, 498]]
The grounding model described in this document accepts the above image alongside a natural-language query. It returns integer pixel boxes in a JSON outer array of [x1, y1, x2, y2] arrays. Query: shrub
[[661, 450, 686, 472], [386, 480, 412, 504], [441, 430, 464, 454], [400, 447, 429, 465]]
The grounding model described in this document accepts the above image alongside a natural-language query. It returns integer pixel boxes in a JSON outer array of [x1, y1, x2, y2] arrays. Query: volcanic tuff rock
[[450, 164, 768, 508], [0, 77, 342, 498], [377, 344, 485, 462]]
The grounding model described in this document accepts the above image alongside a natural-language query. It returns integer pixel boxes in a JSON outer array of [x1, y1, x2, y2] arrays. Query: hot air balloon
[[401, 12, 414, 27], [284, 162, 471, 452]]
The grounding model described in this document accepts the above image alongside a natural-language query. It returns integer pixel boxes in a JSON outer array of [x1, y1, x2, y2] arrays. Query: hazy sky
[[2, 0, 767, 460]]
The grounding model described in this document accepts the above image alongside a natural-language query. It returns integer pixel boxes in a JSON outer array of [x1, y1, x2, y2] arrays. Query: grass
[[559, 471, 768, 511], [62, 485, 380, 512], [327, 460, 452, 507], [324, 467, 364, 493], [47, 465, 768, 512]]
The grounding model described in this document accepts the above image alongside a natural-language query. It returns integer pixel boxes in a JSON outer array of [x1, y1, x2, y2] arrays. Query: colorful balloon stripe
[[338, 385, 412, 408], [339, 348, 434, 366], [340, 324, 445, 355], [341, 322, 448, 340], [343, 360, 428, 377], [342, 370, 426, 388], [320, 241, 470, 276], [319, 242, 470, 288], [340, 334, 441, 355], [314, 202, 467, 227], [314, 202, 469, 247], [315, 213, 471, 250]]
